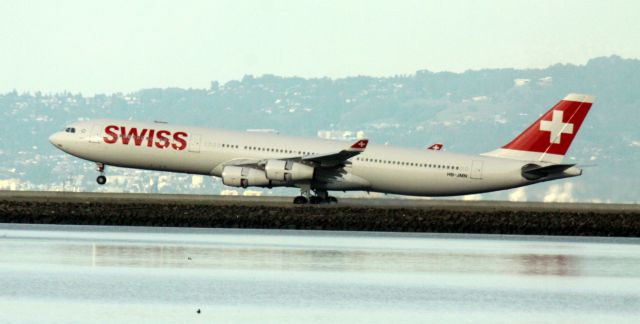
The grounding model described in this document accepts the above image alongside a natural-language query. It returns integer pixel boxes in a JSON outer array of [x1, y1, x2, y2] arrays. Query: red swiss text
[[103, 125, 188, 151]]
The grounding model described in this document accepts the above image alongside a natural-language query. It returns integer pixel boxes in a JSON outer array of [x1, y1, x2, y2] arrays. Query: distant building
[[0, 178, 19, 190], [191, 175, 204, 189], [317, 130, 366, 141], [246, 129, 279, 134]]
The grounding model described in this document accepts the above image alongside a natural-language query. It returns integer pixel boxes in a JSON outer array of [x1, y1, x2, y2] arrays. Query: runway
[[0, 224, 639, 323], [1, 191, 639, 236]]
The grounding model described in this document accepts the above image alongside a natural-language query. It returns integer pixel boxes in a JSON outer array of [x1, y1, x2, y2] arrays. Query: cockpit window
[[64, 127, 76, 133]]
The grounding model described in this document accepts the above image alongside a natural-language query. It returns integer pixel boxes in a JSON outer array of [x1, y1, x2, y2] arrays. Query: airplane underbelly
[[80, 144, 217, 175], [353, 164, 522, 196]]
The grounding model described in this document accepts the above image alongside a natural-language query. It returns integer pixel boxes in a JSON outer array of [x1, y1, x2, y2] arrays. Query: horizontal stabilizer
[[521, 163, 578, 180]]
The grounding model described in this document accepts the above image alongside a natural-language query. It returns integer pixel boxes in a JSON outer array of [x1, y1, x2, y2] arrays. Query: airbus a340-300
[[49, 93, 595, 204]]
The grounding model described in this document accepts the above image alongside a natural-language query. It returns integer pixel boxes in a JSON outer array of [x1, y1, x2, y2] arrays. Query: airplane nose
[[49, 132, 64, 148]]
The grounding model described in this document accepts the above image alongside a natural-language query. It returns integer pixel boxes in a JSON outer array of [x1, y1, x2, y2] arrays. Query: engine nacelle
[[221, 166, 272, 188], [264, 160, 314, 182]]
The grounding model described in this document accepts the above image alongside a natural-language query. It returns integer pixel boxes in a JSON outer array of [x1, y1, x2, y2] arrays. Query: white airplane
[[49, 93, 594, 204]]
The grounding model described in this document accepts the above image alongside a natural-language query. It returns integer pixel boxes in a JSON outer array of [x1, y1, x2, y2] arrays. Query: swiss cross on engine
[[539, 110, 574, 144]]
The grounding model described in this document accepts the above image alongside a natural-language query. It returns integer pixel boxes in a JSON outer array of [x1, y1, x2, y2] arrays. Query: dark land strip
[[1, 191, 639, 237]]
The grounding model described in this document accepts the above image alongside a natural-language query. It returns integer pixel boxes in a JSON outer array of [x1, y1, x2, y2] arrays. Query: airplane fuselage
[[49, 119, 576, 197]]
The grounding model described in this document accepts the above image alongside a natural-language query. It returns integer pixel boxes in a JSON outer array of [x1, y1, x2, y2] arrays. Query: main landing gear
[[293, 188, 338, 205], [96, 162, 107, 185]]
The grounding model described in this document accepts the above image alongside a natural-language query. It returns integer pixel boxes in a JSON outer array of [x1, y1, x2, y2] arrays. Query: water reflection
[[1, 226, 639, 324], [83, 243, 577, 277], [1, 228, 638, 279], [519, 254, 578, 276]]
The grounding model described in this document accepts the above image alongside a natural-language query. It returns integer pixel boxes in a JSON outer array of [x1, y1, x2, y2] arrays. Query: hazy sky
[[1, 0, 639, 94]]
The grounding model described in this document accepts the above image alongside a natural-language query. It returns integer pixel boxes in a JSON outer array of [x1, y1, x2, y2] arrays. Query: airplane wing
[[301, 139, 368, 167], [221, 139, 369, 169], [219, 158, 263, 167]]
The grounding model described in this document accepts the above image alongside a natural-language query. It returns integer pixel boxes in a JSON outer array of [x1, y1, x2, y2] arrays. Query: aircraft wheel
[[96, 175, 107, 185], [293, 196, 308, 204], [327, 196, 338, 204]]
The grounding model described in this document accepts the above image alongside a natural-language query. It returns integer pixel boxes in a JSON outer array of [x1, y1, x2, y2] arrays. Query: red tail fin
[[484, 93, 595, 163]]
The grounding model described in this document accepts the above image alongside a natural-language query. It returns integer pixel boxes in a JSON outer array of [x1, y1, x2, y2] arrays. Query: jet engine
[[264, 160, 314, 182], [221, 166, 272, 188]]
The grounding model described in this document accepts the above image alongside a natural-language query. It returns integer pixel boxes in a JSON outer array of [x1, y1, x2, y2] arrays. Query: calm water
[[0, 224, 639, 323]]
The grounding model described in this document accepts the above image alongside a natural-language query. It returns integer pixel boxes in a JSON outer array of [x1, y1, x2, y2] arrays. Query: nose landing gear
[[96, 162, 107, 185]]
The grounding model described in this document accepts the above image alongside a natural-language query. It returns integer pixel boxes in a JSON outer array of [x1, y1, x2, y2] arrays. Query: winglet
[[349, 139, 369, 151], [427, 143, 443, 151], [302, 139, 369, 167]]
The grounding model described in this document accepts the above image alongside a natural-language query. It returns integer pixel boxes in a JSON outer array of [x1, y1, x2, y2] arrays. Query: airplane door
[[470, 160, 483, 179], [89, 125, 102, 143], [189, 134, 201, 153]]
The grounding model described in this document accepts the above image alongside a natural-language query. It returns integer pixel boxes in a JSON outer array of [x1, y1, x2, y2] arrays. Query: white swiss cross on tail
[[539, 110, 574, 144]]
